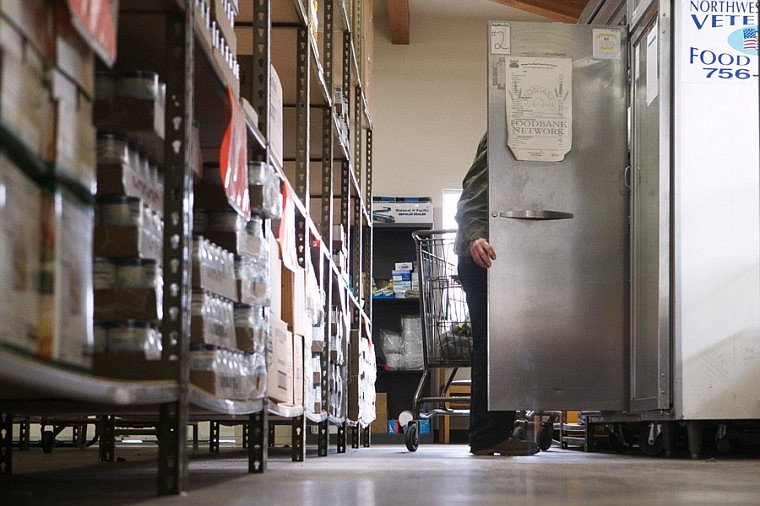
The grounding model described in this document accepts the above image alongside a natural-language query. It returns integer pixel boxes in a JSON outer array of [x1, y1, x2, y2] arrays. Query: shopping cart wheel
[[405, 422, 419, 452], [537, 425, 553, 451], [42, 430, 56, 454]]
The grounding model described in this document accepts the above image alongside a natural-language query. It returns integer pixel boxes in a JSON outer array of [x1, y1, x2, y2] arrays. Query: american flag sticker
[[744, 27, 758, 50]]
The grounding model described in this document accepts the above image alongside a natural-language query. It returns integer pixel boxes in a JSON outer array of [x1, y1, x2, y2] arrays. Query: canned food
[[117, 71, 160, 100], [101, 196, 144, 227], [93, 258, 117, 289], [99, 196, 143, 227], [96, 133, 130, 165], [247, 161, 268, 184], [116, 258, 159, 288], [93, 323, 111, 353], [109, 321, 150, 352]]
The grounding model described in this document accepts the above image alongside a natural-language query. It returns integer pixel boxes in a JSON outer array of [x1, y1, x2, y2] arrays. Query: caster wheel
[[42, 430, 56, 454], [639, 424, 664, 457], [716, 437, 731, 455], [537, 426, 553, 451], [405, 422, 419, 452]]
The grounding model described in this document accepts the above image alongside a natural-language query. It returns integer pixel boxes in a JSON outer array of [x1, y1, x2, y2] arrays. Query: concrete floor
[[2, 443, 760, 505]]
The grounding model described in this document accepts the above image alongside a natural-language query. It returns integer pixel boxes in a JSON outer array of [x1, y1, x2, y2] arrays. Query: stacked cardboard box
[[0, 2, 102, 370]]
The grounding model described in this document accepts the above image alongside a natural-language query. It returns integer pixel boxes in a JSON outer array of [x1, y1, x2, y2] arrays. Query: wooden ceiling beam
[[387, 0, 410, 45], [489, 0, 590, 23]]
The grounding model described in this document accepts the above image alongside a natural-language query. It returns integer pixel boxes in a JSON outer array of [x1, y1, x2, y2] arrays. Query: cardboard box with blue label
[[372, 196, 432, 225]]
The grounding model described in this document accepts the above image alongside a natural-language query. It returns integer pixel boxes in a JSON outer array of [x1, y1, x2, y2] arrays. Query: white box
[[269, 65, 283, 168], [267, 316, 293, 405], [293, 333, 303, 407], [372, 197, 433, 225], [38, 185, 94, 369], [51, 70, 96, 194], [0, 156, 40, 354], [0, 40, 53, 159]]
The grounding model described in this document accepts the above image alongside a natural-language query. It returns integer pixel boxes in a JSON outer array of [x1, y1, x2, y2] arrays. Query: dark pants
[[458, 255, 515, 451]]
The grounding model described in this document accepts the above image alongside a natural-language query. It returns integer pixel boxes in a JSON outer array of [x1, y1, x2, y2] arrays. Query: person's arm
[[455, 134, 494, 269], [469, 237, 496, 269]]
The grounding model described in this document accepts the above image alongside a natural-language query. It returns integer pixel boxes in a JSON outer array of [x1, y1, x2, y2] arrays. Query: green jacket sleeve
[[454, 133, 488, 256]]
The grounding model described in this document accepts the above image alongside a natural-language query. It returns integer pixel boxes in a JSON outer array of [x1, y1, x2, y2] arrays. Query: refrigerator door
[[487, 21, 629, 411], [629, 7, 672, 412]]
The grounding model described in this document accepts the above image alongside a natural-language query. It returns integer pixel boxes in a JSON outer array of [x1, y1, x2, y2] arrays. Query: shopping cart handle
[[411, 229, 458, 241]]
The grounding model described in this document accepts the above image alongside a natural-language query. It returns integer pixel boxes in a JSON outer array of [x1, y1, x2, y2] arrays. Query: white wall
[[371, 2, 547, 226]]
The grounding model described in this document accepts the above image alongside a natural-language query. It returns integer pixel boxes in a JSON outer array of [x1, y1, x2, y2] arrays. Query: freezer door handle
[[498, 210, 574, 220]]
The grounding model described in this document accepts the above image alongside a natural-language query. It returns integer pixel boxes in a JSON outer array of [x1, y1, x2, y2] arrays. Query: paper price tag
[[490, 22, 511, 55]]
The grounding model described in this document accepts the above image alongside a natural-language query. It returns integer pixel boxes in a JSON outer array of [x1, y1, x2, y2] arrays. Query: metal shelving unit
[[0, 0, 373, 495]]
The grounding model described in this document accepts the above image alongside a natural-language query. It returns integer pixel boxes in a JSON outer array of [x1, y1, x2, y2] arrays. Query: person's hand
[[469, 237, 496, 269]]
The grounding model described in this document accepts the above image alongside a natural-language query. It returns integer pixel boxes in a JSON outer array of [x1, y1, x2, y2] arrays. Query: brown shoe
[[472, 437, 540, 456]]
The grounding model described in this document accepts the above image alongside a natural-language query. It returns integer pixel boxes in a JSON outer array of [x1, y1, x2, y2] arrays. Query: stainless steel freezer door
[[487, 22, 629, 411]]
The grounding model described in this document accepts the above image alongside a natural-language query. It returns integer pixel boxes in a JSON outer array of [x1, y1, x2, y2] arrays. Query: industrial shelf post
[[158, 1, 195, 495]]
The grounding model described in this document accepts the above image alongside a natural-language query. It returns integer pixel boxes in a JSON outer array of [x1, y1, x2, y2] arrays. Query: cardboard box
[[51, 70, 96, 194], [372, 196, 433, 225], [267, 316, 293, 405], [192, 237, 237, 301], [281, 264, 306, 336], [38, 184, 94, 370], [235, 325, 266, 354], [97, 162, 163, 214], [237, 277, 270, 307], [0, 43, 53, 160], [93, 225, 162, 262], [54, 1, 95, 97], [372, 392, 388, 433], [93, 351, 176, 380], [93, 288, 161, 323], [203, 230, 264, 259], [190, 370, 227, 397], [0, 156, 40, 354], [194, 182, 231, 210], [0, 0, 54, 59], [190, 297, 236, 349], [93, 97, 166, 164]]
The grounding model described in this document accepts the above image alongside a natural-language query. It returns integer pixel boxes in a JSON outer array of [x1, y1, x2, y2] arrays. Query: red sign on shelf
[[65, 0, 118, 66], [220, 86, 250, 219]]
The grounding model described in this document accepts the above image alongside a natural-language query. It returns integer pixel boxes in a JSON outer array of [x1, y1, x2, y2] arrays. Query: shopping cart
[[404, 229, 472, 452], [404, 230, 559, 452]]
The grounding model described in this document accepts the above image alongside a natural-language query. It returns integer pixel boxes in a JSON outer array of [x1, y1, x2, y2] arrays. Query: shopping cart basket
[[404, 230, 472, 451]]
